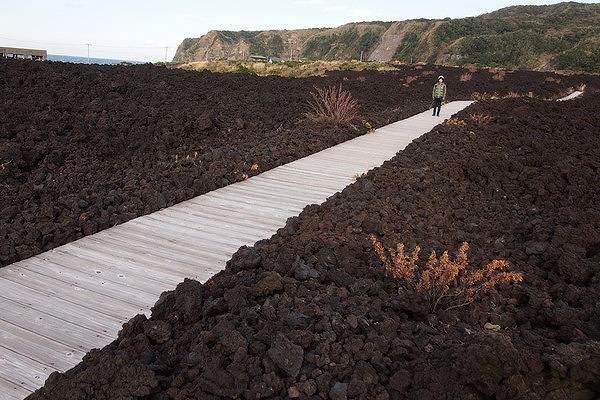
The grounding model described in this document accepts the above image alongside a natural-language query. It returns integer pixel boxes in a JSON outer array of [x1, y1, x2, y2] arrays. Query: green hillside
[[173, 2, 600, 72]]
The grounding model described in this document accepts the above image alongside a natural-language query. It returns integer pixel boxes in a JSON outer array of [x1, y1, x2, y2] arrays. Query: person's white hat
[[438, 75, 444, 80]]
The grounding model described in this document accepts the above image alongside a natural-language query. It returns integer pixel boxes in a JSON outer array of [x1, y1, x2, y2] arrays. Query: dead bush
[[468, 113, 492, 124], [491, 71, 506, 81], [545, 76, 561, 84], [459, 72, 473, 82], [371, 237, 523, 313], [442, 117, 467, 127], [304, 84, 360, 124], [504, 91, 521, 98], [471, 92, 493, 101]]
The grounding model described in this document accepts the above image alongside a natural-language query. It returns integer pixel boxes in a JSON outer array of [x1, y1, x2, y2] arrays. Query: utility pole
[[164, 46, 168, 63], [85, 43, 91, 64]]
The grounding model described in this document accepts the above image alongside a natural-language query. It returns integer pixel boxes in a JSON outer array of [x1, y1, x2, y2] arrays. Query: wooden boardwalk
[[0, 101, 473, 399]]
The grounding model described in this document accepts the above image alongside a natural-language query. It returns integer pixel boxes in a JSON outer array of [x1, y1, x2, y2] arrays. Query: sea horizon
[[48, 54, 148, 65]]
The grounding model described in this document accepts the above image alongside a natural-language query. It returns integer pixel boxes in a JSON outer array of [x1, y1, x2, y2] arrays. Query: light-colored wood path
[[0, 101, 473, 399]]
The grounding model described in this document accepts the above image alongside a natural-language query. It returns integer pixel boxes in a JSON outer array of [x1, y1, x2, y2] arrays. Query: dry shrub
[[465, 64, 478, 73], [442, 117, 467, 127], [468, 113, 492, 124], [504, 91, 521, 98], [422, 70, 436, 76], [471, 92, 492, 101], [304, 84, 360, 124], [459, 72, 472, 82], [545, 76, 561, 84], [405, 75, 419, 84], [371, 237, 523, 313], [492, 71, 506, 81]]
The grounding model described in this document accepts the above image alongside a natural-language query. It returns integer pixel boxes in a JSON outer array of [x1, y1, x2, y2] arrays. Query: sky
[[1, 0, 597, 62]]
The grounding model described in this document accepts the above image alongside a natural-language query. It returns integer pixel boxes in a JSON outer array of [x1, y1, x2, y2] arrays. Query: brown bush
[[492, 71, 506, 81], [459, 72, 473, 82], [371, 237, 523, 313], [442, 117, 467, 127], [304, 84, 360, 124], [468, 113, 492, 124]]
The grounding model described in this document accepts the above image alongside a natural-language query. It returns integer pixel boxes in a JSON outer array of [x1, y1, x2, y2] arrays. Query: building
[[0, 47, 47, 61]]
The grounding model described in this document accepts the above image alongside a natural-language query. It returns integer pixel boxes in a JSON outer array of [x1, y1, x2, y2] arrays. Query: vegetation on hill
[[173, 2, 600, 72]]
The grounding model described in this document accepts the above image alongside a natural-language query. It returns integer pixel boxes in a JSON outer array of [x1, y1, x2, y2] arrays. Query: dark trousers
[[433, 97, 443, 116]]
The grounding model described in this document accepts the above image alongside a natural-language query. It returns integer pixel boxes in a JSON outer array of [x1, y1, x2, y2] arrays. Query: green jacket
[[432, 82, 446, 99]]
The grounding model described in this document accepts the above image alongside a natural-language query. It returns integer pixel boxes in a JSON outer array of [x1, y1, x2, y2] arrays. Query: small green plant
[[234, 63, 257, 75], [371, 237, 523, 313], [304, 84, 360, 124]]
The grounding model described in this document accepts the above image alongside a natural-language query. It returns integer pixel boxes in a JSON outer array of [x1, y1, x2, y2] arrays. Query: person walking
[[432, 75, 446, 116]]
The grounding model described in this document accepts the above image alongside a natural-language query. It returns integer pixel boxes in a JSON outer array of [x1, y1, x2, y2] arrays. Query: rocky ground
[[31, 90, 600, 400], [9, 59, 598, 399], [0, 60, 592, 267]]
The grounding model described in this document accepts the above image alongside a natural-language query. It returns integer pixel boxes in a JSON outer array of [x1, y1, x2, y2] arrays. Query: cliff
[[173, 2, 600, 72]]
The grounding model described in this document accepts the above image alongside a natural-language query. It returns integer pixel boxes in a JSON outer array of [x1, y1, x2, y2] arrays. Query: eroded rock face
[[12, 61, 600, 399]]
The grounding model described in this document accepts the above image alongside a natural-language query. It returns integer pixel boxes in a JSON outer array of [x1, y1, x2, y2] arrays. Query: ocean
[[48, 54, 147, 65]]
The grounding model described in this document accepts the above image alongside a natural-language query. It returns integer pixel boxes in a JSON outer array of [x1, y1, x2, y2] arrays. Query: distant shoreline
[[48, 54, 146, 65]]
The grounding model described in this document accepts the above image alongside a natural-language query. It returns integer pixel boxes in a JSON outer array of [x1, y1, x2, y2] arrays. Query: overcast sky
[[1, 0, 596, 62]]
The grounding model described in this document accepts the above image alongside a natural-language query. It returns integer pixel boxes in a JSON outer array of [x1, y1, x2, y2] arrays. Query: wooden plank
[[149, 203, 278, 237], [216, 179, 330, 203], [241, 177, 334, 199], [221, 184, 324, 207], [199, 194, 296, 219], [185, 197, 289, 226], [264, 164, 352, 181], [136, 212, 263, 245], [254, 169, 346, 190], [63, 241, 211, 286], [62, 242, 200, 286], [0, 320, 86, 372], [275, 166, 351, 183], [45, 247, 174, 294], [0, 376, 32, 400], [182, 200, 286, 227], [0, 349, 50, 392], [211, 187, 315, 210], [0, 293, 116, 351], [284, 160, 369, 175], [20, 257, 158, 308], [153, 206, 275, 237], [214, 179, 326, 202], [71, 236, 217, 281], [0, 268, 143, 320], [106, 221, 239, 260], [256, 172, 347, 192], [85, 233, 224, 269]]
